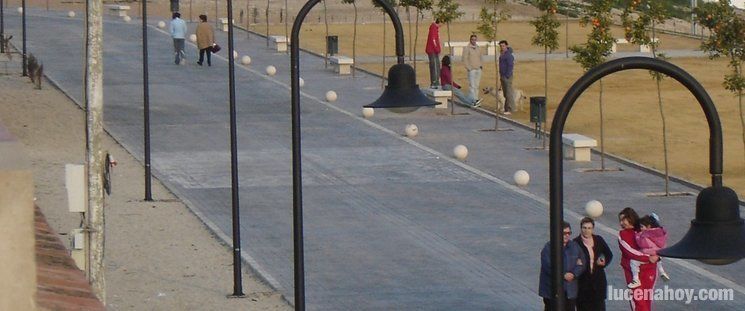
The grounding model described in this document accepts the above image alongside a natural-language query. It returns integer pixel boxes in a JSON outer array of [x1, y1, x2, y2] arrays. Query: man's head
[[199, 14, 207, 22], [499, 40, 509, 52], [562, 221, 572, 245], [469, 34, 477, 45], [435, 18, 442, 24], [172, 12, 181, 19]]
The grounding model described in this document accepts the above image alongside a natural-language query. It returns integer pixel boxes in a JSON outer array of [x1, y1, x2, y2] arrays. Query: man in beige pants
[[462, 34, 483, 103]]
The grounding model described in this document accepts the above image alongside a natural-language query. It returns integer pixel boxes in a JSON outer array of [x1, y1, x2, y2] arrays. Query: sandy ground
[[0, 57, 291, 309]]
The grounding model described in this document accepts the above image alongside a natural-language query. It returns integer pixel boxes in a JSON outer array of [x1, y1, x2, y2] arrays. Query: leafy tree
[[342, 0, 359, 76], [433, 0, 464, 56], [478, 0, 510, 131], [696, 0, 745, 170], [323, 0, 330, 68], [622, 0, 672, 194], [530, 0, 560, 148], [373, 0, 399, 88], [569, 0, 614, 170]]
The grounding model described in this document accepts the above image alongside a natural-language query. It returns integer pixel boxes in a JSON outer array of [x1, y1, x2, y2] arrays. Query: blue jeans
[[443, 84, 476, 105]]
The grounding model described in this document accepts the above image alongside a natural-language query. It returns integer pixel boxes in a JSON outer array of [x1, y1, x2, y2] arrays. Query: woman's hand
[[596, 257, 606, 267]]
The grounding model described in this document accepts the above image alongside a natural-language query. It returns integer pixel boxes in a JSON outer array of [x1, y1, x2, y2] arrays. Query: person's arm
[[598, 236, 613, 267], [569, 243, 586, 278], [170, 21, 175, 37], [462, 48, 472, 71], [618, 231, 651, 262], [540, 243, 551, 276]]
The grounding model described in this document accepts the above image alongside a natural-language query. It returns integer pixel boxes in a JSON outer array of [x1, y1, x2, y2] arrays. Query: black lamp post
[[290, 0, 434, 309], [1, 0, 4, 54], [143, 0, 152, 202], [549, 56, 745, 310], [21, 0, 26, 76]]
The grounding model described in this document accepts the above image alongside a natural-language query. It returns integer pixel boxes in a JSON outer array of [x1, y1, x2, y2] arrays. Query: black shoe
[[207, 63, 211, 66], [197, 61, 203, 66]]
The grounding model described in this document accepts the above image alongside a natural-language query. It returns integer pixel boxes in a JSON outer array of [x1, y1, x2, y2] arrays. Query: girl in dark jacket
[[573, 217, 613, 311]]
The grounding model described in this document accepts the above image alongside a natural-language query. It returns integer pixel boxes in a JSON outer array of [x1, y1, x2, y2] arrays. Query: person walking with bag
[[196, 14, 215, 66], [170, 12, 188, 65], [425, 19, 442, 89]]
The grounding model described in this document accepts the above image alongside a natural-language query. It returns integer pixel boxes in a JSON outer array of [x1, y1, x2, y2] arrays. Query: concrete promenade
[[4, 9, 744, 310]]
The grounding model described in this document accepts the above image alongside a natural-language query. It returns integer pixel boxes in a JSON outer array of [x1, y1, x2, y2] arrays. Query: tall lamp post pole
[[550, 56, 745, 310], [290, 0, 432, 308], [1, 0, 4, 53], [21, 0, 26, 76], [142, 0, 152, 201]]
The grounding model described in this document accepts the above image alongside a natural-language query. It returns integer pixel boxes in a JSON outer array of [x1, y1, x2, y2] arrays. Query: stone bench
[[329, 56, 354, 75], [218, 18, 234, 32], [105, 4, 130, 17], [269, 35, 288, 52], [562, 133, 597, 162], [422, 88, 451, 109], [612, 37, 658, 53], [444, 41, 499, 57]]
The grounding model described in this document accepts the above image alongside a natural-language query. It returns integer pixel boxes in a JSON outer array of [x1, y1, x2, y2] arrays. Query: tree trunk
[[265, 1, 269, 47], [284, 0, 288, 53], [406, 7, 412, 61], [493, 44, 500, 130], [543, 46, 548, 149], [352, 3, 357, 77], [446, 22, 453, 56], [413, 9, 419, 71], [382, 12, 386, 89], [246, 0, 250, 39], [652, 21, 669, 194], [85, 0, 106, 303], [323, 0, 329, 68], [599, 78, 606, 170]]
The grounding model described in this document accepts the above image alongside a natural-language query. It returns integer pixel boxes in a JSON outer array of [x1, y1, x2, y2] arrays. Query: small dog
[[482, 86, 527, 112]]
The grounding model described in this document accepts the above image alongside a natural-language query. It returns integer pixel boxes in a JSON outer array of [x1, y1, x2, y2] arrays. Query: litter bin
[[530, 96, 546, 123], [170, 0, 180, 13], [326, 35, 338, 56]]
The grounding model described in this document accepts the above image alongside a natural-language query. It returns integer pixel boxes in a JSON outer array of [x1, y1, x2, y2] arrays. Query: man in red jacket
[[425, 19, 442, 89]]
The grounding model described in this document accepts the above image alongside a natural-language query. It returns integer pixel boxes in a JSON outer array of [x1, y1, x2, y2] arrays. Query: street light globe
[[404, 124, 418, 138], [266, 65, 277, 76], [514, 170, 530, 186], [157, 21, 166, 28], [585, 200, 604, 218], [453, 145, 468, 160], [123, 15, 132, 22], [362, 107, 374, 118], [68, 11, 76, 18], [325, 91, 337, 102], [17, 7, 23, 14], [299, 77, 305, 87], [189, 34, 197, 43], [240, 55, 251, 65]]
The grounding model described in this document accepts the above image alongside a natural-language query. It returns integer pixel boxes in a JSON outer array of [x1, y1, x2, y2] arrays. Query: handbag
[[211, 43, 221, 53]]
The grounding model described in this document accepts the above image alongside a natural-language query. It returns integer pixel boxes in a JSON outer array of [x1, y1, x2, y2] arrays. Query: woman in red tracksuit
[[618, 207, 660, 311]]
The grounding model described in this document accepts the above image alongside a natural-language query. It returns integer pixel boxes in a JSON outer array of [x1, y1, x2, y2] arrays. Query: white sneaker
[[660, 272, 670, 282], [627, 279, 642, 289]]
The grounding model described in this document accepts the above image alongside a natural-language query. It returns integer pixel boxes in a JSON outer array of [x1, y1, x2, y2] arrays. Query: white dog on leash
[[482, 86, 527, 112]]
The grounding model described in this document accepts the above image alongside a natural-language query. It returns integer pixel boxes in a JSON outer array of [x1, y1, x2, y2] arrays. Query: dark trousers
[[199, 48, 211, 66], [577, 299, 605, 311], [543, 297, 577, 311], [427, 53, 440, 87]]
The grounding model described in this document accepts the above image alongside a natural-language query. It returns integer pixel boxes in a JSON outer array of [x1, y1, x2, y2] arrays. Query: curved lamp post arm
[[548, 56, 722, 309], [289, 0, 407, 309]]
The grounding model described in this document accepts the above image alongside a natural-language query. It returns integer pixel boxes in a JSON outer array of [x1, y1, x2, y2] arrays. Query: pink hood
[[635, 227, 667, 254]]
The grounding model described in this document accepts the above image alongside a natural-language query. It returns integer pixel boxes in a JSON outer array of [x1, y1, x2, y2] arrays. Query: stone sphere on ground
[[123, 15, 132, 22], [585, 200, 604, 218], [514, 170, 530, 186], [362, 107, 374, 118], [240, 55, 251, 65], [157, 21, 166, 28], [404, 124, 418, 138], [266, 65, 277, 76], [299, 77, 304, 87], [17, 7, 22, 14], [68, 11, 76, 18], [189, 34, 197, 43], [325, 90, 337, 102], [453, 145, 468, 160]]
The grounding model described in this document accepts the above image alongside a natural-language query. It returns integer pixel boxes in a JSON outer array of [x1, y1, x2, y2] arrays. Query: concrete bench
[[612, 37, 658, 53], [269, 35, 288, 52], [329, 56, 354, 75], [562, 133, 597, 162], [444, 41, 499, 57], [422, 88, 451, 109], [218, 18, 234, 32], [105, 5, 130, 17]]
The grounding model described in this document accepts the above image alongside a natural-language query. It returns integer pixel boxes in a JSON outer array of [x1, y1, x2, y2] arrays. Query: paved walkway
[[4, 9, 745, 310]]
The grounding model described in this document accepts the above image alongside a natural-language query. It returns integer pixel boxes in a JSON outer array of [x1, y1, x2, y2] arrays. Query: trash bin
[[530, 96, 546, 123], [326, 35, 338, 56], [170, 0, 180, 13]]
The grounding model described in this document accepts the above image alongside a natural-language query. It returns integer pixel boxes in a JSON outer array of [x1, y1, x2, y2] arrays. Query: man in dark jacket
[[539, 221, 586, 311], [498, 40, 515, 114]]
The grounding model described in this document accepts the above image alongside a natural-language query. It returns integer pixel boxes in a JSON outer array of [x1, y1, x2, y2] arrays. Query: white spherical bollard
[[266, 65, 277, 76], [299, 77, 305, 87], [362, 107, 374, 118], [585, 200, 604, 218], [233, 51, 239, 58], [68, 11, 76, 18], [453, 145, 468, 160], [189, 34, 197, 43], [17, 7, 22, 14], [325, 90, 338, 102], [158, 21, 166, 28], [514, 170, 530, 187], [123, 15, 132, 22], [404, 124, 419, 138], [240, 55, 251, 65]]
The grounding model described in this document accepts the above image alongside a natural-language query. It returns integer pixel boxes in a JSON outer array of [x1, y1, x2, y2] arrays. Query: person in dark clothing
[[539, 221, 586, 311], [498, 40, 515, 114], [573, 217, 613, 311]]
